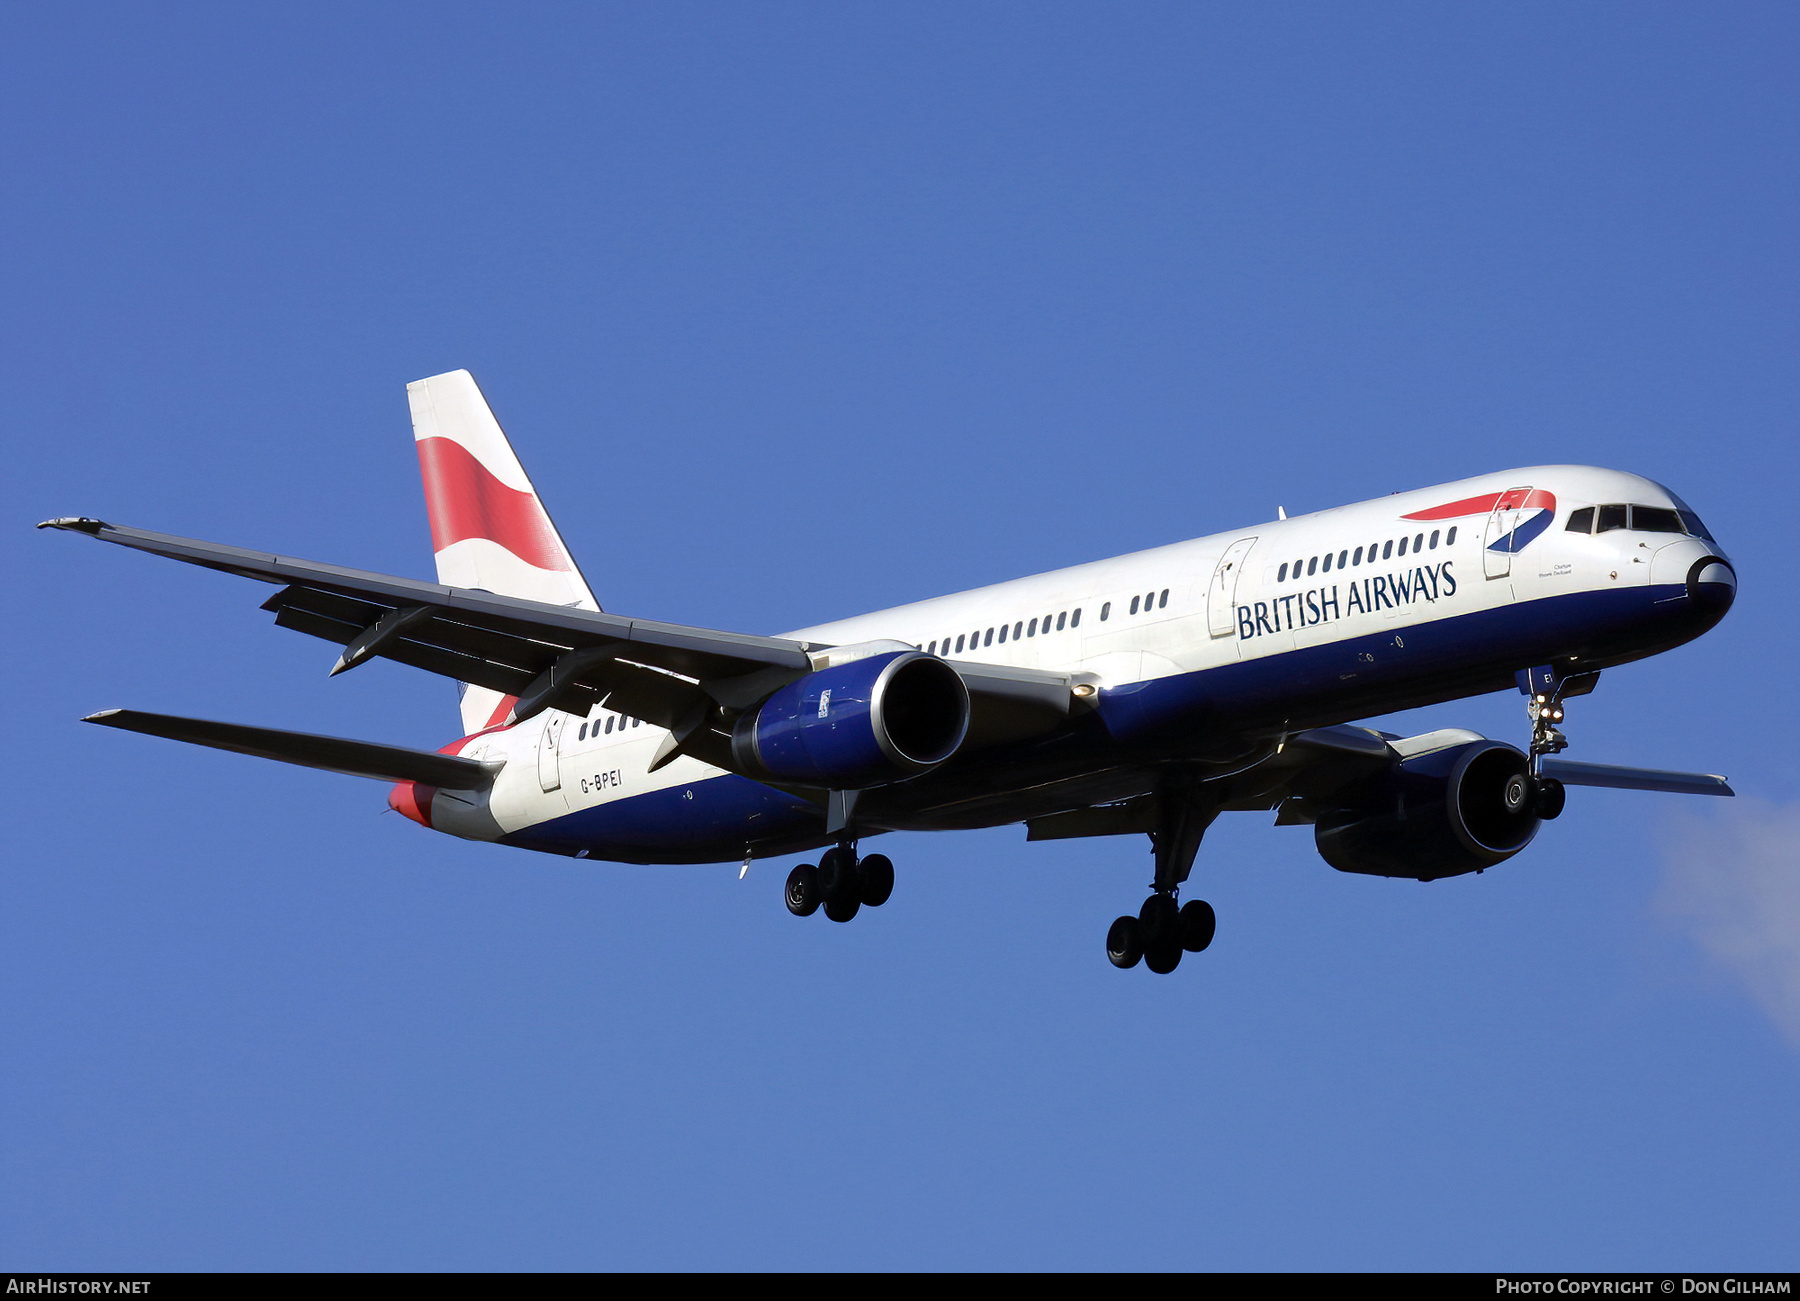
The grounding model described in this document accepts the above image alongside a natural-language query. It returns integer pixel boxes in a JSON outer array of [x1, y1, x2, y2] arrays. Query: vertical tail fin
[[407, 370, 599, 734]]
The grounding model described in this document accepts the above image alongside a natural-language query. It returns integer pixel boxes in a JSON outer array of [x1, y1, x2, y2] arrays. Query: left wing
[[43, 517, 1083, 777]]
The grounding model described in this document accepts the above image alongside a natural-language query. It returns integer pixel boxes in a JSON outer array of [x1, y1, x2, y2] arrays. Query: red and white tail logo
[[407, 370, 598, 733]]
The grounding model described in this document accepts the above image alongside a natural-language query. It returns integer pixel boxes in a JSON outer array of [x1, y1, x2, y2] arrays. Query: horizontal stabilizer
[[1538, 758, 1733, 796], [83, 709, 499, 789]]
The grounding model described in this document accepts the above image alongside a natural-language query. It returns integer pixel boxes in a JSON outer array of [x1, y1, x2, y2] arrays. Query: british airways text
[[1238, 561, 1458, 640]]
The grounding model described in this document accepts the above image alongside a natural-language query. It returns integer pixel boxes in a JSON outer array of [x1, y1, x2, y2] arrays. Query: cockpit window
[[1630, 505, 1683, 534], [1678, 509, 1714, 543], [1589, 501, 1711, 538]]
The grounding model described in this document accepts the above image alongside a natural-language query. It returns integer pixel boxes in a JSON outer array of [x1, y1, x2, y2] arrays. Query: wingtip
[[38, 516, 108, 534], [82, 709, 124, 724]]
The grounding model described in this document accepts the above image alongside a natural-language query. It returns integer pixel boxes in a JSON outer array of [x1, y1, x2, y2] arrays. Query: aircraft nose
[[1686, 556, 1736, 616]]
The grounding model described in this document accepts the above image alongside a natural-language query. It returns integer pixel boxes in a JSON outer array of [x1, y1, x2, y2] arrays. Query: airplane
[[42, 370, 1739, 974]]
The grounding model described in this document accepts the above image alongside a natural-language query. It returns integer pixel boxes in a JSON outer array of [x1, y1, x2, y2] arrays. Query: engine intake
[[1314, 739, 1540, 881], [731, 650, 969, 788]]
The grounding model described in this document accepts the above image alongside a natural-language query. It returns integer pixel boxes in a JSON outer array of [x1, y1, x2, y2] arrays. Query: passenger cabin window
[[1429, 530, 1439, 549], [1278, 563, 1288, 581], [1322, 552, 1332, 572], [1352, 547, 1362, 566], [1413, 533, 1424, 551], [1397, 536, 1408, 556], [1382, 540, 1393, 559], [955, 635, 966, 653], [984, 628, 994, 647], [1130, 595, 1140, 615], [1446, 526, 1457, 546], [1013, 621, 1023, 639], [1596, 504, 1628, 533], [1100, 602, 1111, 620], [1307, 556, 1318, 576], [1071, 608, 1082, 627], [997, 624, 1007, 643], [1056, 612, 1067, 631]]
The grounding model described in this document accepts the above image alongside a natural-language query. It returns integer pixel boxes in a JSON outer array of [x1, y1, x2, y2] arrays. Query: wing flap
[[949, 659, 1080, 746], [1025, 797, 1155, 841]]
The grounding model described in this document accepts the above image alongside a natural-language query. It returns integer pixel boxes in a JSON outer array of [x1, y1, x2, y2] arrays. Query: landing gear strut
[[1526, 690, 1568, 820], [1106, 775, 1220, 974], [785, 844, 894, 922], [1522, 663, 1596, 821]]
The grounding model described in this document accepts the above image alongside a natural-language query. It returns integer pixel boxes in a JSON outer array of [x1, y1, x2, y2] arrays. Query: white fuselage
[[430, 464, 1724, 856]]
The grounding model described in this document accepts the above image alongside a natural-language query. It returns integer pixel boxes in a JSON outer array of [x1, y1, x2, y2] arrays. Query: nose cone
[[1686, 556, 1737, 617]]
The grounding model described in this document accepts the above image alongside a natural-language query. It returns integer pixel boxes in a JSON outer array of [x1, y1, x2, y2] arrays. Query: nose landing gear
[[1521, 664, 1598, 821]]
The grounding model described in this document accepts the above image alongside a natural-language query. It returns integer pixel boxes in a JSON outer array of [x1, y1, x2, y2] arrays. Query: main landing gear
[[785, 844, 894, 923], [1107, 776, 1220, 975], [1107, 897, 1216, 973]]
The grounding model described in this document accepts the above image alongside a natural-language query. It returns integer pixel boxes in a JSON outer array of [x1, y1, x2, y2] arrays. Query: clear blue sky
[[4, 2, 1796, 1270]]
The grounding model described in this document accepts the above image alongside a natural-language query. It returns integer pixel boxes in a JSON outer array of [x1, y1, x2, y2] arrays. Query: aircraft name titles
[[1237, 560, 1458, 641]]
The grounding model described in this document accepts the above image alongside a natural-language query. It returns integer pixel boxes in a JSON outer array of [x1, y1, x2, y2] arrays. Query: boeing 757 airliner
[[43, 371, 1737, 974]]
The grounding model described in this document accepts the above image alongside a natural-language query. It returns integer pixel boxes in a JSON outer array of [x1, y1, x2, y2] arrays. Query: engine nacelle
[[730, 650, 970, 788], [1313, 739, 1540, 881]]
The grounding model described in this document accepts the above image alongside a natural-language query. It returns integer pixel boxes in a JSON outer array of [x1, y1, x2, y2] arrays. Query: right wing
[[1024, 725, 1735, 841], [1538, 758, 1733, 796]]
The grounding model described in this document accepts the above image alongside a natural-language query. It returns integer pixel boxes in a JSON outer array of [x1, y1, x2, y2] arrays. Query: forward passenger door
[[1207, 537, 1259, 637], [1483, 487, 1533, 579]]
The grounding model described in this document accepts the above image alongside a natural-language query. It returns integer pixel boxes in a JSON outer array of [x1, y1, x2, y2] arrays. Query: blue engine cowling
[[1313, 739, 1540, 881], [730, 650, 970, 788]]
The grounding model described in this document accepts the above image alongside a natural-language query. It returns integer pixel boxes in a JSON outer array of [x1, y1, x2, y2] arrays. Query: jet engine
[[1313, 739, 1541, 881], [730, 649, 970, 788]]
